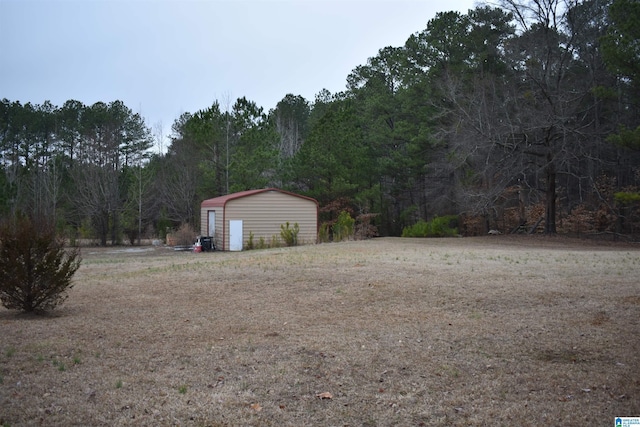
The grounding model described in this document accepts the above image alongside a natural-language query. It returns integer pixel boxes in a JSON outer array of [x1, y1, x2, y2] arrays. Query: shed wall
[[200, 190, 318, 250], [224, 191, 317, 250], [199, 208, 224, 250]]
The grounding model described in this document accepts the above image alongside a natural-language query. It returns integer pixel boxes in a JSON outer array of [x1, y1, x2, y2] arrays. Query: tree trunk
[[111, 210, 118, 245], [99, 212, 108, 246], [518, 184, 526, 225], [545, 160, 557, 234]]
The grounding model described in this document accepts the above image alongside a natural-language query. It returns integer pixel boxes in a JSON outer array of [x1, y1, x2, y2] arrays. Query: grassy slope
[[0, 237, 638, 426]]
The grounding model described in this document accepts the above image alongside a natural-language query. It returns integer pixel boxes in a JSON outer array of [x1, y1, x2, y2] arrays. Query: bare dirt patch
[[1, 236, 639, 426]]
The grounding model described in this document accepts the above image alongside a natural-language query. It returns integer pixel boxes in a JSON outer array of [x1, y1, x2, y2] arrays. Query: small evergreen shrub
[[257, 236, 267, 249], [280, 222, 300, 247], [318, 222, 330, 243], [246, 231, 255, 250], [429, 215, 459, 237], [333, 211, 355, 241], [402, 219, 430, 237], [402, 215, 459, 238], [0, 215, 82, 312]]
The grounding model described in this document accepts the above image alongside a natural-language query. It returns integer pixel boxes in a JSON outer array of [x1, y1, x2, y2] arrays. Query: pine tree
[[0, 215, 81, 312]]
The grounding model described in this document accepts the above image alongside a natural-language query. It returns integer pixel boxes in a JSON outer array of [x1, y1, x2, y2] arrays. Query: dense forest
[[1, 0, 639, 243]]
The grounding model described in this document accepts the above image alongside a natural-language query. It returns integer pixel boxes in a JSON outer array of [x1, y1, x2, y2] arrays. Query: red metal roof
[[201, 188, 317, 208]]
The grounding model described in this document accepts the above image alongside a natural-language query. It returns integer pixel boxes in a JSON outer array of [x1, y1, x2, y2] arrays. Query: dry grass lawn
[[1, 236, 639, 426]]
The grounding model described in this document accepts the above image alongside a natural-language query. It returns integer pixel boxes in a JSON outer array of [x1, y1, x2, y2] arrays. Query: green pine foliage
[[0, 216, 81, 313], [615, 192, 640, 204], [402, 215, 459, 238], [1, 1, 640, 240]]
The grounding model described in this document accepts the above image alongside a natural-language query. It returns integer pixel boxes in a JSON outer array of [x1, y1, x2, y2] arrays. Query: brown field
[[1, 236, 639, 426]]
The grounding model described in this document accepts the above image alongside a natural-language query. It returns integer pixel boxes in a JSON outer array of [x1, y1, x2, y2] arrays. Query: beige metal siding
[[200, 209, 207, 239], [225, 190, 317, 250], [200, 208, 224, 250], [215, 210, 224, 249]]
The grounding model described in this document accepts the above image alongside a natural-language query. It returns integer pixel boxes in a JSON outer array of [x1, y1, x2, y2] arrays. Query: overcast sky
[[1, 0, 476, 142]]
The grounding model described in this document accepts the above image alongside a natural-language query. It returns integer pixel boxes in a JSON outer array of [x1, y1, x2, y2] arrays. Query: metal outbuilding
[[200, 188, 318, 251]]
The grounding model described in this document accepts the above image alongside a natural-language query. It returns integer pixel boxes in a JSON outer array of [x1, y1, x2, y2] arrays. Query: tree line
[[1, 0, 639, 242]]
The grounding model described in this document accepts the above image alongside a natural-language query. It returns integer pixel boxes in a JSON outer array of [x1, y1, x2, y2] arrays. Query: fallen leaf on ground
[[250, 403, 262, 411]]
